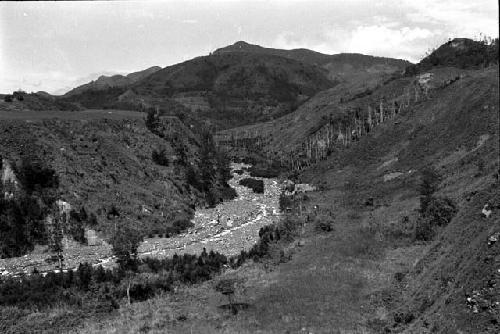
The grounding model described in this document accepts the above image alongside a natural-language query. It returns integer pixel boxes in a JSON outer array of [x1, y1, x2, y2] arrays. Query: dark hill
[[405, 37, 499, 75], [214, 41, 411, 84], [64, 52, 337, 129]]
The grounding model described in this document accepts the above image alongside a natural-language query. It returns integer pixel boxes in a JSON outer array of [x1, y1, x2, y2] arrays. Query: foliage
[[279, 193, 293, 212], [15, 158, 59, 198], [151, 148, 169, 166], [416, 167, 457, 241], [68, 207, 92, 243], [249, 162, 283, 178], [110, 224, 143, 271], [12, 91, 25, 101], [423, 197, 457, 227], [0, 159, 59, 258], [405, 37, 499, 75], [419, 167, 441, 214], [144, 108, 161, 135], [238, 178, 264, 193]]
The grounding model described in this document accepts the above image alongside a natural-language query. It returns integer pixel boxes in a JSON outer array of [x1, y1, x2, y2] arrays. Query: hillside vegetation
[[0, 38, 498, 334]]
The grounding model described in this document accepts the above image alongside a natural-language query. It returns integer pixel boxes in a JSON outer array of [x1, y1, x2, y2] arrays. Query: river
[[0, 163, 283, 276]]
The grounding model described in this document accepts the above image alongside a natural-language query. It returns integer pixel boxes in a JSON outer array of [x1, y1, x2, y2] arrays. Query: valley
[[0, 35, 498, 334]]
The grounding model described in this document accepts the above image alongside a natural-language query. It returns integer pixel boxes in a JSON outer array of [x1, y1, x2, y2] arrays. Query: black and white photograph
[[0, 1, 498, 333]]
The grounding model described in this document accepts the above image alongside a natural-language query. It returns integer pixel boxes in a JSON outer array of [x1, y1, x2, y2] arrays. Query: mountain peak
[[213, 41, 264, 54]]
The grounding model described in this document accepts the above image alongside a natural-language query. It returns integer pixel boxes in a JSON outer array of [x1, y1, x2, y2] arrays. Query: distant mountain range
[[64, 66, 161, 96], [59, 41, 410, 129]]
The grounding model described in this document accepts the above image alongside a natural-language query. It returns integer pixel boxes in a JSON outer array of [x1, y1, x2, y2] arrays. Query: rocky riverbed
[[0, 163, 284, 276], [139, 162, 282, 258]]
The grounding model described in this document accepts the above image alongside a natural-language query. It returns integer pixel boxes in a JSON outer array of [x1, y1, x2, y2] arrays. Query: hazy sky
[[1, 0, 498, 94]]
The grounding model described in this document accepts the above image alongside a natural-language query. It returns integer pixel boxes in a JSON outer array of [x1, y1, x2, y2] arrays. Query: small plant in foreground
[[215, 278, 238, 314]]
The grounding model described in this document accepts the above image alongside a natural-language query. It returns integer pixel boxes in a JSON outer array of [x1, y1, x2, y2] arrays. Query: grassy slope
[[0, 112, 195, 237], [73, 66, 498, 333]]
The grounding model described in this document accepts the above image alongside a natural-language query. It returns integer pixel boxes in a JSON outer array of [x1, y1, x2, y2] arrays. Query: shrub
[[220, 186, 238, 201], [415, 217, 434, 241], [152, 148, 169, 166], [279, 193, 293, 212], [238, 178, 264, 193], [3, 95, 13, 102], [15, 158, 59, 196], [110, 225, 143, 271], [416, 196, 457, 241], [172, 219, 194, 233], [423, 197, 457, 226], [419, 167, 441, 213]]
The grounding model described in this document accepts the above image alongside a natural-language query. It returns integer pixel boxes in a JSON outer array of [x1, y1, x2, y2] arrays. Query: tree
[[144, 108, 161, 135], [110, 224, 143, 271], [419, 167, 441, 213], [51, 212, 64, 272]]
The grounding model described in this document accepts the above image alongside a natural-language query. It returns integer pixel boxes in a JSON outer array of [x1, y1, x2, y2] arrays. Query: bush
[[4, 95, 13, 102], [415, 217, 434, 241], [419, 167, 441, 214], [15, 158, 59, 196], [238, 178, 264, 193], [110, 225, 143, 271], [152, 148, 169, 166], [279, 193, 293, 212], [172, 219, 194, 233], [220, 186, 238, 201], [423, 197, 457, 226], [416, 196, 457, 241]]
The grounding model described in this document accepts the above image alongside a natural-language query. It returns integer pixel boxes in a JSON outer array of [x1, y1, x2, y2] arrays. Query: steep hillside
[[0, 109, 233, 240], [214, 41, 411, 84], [217, 38, 498, 170], [64, 66, 161, 97], [296, 65, 499, 333]]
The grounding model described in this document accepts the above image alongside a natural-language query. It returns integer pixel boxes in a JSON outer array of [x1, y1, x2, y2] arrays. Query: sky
[[1, 0, 498, 95]]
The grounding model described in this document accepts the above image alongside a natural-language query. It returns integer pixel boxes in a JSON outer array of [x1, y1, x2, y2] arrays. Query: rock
[[482, 204, 492, 218]]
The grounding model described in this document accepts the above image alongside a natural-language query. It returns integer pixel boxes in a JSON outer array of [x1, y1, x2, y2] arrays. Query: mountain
[[214, 41, 411, 84], [64, 66, 161, 97], [129, 52, 335, 128], [63, 51, 337, 129], [62, 42, 410, 130]]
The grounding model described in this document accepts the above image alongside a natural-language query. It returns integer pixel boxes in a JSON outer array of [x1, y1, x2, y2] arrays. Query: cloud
[[273, 25, 436, 62], [403, 0, 499, 38], [180, 19, 198, 24], [346, 25, 435, 62]]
